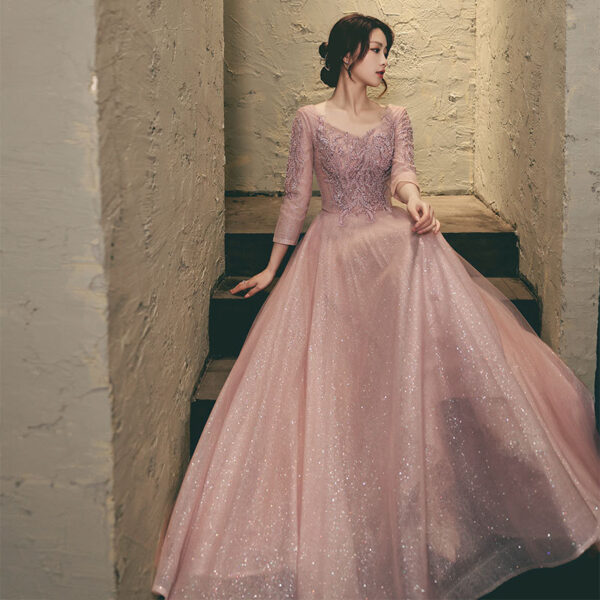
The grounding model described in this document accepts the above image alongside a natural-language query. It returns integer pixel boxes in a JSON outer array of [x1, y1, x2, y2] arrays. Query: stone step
[[209, 274, 539, 358], [225, 194, 519, 277]]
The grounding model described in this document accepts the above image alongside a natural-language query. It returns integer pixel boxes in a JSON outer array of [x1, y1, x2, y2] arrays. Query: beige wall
[[226, 1, 596, 384], [1, 2, 114, 599], [96, 1, 224, 597], [224, 0, 476, 196], [475, 0, 567, 351], [1, 3, 597, 598], [475, 0, 598, 388], [561, 0, 600, 386], [2, 1, 223, 596]]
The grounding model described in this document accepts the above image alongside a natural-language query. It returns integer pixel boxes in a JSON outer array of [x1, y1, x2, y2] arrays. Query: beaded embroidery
[[272, 109, 315, 245], [315, 107, 395, 226], [273, 104, 419, 244], [284, 112, 308, 205], [391, 108, 418, 192]]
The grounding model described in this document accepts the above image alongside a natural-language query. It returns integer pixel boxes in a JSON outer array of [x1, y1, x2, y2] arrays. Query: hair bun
[[318, 41, 328, 59]]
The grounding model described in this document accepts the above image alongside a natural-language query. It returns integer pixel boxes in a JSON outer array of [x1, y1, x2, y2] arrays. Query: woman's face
[[345, 28, 389, 88]]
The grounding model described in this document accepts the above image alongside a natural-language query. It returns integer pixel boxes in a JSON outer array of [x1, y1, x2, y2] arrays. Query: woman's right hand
[[229, 268, 276, 299]]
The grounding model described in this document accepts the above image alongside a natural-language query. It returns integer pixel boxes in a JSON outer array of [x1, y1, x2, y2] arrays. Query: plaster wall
[[474, 1, 566, 350], [226, 0, 596, 379], [96, 1, 224, 596], [224, 0, 476, 197], [1, 2, 114, 598], [475, 0, 598, 388], [560, 0, 600, 387], [1, 3, 596, 597]]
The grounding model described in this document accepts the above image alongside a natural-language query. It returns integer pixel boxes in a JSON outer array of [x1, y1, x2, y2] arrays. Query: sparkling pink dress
[[152, 104, 600, 599]]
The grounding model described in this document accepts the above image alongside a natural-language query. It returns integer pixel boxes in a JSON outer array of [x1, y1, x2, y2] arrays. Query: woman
[[152, 13, 600, 599]]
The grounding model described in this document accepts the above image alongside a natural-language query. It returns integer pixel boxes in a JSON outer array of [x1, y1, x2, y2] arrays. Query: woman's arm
[[230, 108, 314, 298], [391, 107, 440, 234], [265, 242, 290, 277], [272, 108, 314, 246], [394, 181, 420, 205]]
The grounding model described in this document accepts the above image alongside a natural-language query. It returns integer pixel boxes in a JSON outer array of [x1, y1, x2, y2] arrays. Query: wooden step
[[225, 194, 519, 278], [209, 274, 539, 358], [190, 357, 235, 456], [195, 267, 540, 451], [192, 193, 539, 455]]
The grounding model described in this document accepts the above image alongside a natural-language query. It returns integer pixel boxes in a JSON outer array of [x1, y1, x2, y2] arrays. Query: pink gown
[[152, 104, 600, 599]]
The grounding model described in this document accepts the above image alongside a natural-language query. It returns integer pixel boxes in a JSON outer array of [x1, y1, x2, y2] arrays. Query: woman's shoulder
[[296, 103, 320, 117], [291, 104, 317, 122], [385, 103, 408, 116]]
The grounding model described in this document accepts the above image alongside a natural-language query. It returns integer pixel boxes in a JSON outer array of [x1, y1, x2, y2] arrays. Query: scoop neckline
[[311, 103, 392, 140]]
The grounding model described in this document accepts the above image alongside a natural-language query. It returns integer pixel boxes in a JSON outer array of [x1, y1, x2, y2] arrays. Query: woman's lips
[[376, 71, 385, 77]]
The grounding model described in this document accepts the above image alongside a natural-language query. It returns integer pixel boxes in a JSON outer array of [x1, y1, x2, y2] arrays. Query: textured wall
[[561, 0, 600, 386], [1, 2, 114, 599], [226, 1, 596, 381], [474, 0, 566, 349], [96, 1, 224, 597], [474, 0, 598, 388], [224, 0, 476, 196]]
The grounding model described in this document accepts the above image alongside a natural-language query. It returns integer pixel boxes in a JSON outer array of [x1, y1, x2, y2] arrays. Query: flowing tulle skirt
[[152, 206, 600, 600]]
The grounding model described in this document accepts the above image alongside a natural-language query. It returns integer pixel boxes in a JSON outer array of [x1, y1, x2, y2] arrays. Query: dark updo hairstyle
[[319, 13, 394, 96]]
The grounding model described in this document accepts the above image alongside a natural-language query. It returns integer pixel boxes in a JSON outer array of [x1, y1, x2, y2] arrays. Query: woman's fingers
[[415, 217, 441, 235], [229, 278, 252, 295], [411, 204, 429, 230], [413, 206, 435, 232], [229, 277, 262, 299], [243, 282, 259, 298]]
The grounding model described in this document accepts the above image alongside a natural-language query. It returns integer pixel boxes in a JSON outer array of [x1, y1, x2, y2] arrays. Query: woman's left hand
[[407, 197, 441, 234]]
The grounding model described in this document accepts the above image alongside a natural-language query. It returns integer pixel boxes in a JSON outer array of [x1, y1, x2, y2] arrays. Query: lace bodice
[[273, 103, 420, 245]]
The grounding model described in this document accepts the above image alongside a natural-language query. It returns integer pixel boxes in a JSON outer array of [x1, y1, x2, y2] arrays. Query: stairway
[[190, 193, 540, 456], [188, 195, 600, 595]]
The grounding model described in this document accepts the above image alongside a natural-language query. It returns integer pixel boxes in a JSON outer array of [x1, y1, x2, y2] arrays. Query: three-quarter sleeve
[[390, 106, 420, 200], [273, 108, 314, 246]]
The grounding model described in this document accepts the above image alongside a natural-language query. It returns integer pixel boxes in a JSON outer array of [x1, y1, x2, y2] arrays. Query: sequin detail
[[153, 104, 600, 599]]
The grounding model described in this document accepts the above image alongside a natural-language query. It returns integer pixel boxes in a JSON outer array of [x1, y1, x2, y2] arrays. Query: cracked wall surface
[[1, 1, 114, 598], [475, 0, 598, 388], [96, 0, 224, 597], [224, 0, 476, 197]]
